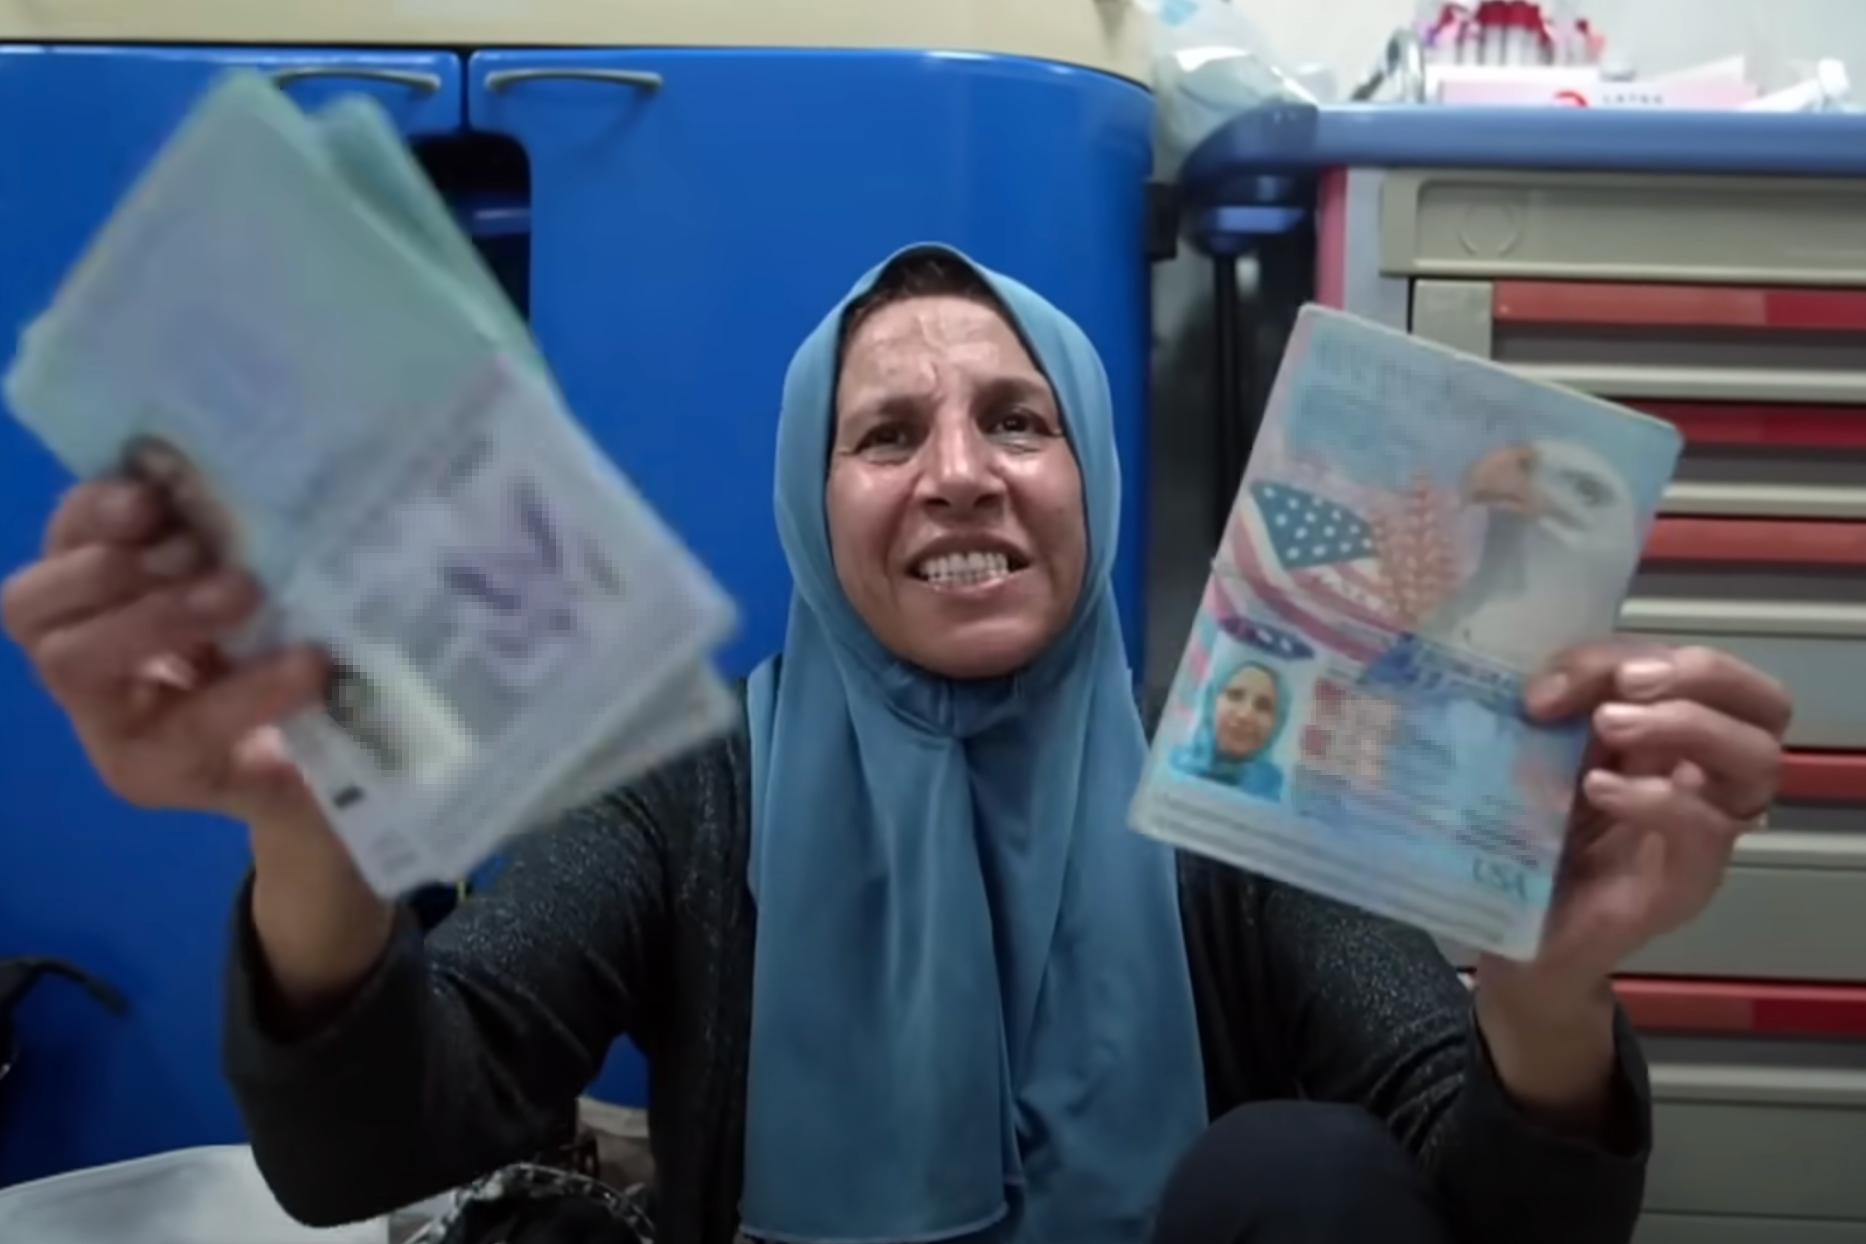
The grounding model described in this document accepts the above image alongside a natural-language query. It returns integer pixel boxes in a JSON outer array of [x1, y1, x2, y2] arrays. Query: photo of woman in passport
[[1171, 618, 1312, 803], [323, 661, 406, 775]]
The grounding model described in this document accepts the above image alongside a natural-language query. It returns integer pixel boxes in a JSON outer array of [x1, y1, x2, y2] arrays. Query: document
[[5, 71, 739, 895], [1130, 305, 1682, 959]]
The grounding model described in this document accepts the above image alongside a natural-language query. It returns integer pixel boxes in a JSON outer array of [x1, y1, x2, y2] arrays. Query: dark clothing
[[222, 720, 1652, 1244], [1152, 1101, 1455, 1244]]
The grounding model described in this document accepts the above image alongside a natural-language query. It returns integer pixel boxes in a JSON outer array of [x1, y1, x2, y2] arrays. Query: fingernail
[[1525, 673, 1568, 715], [1595, 703, 1646, 735], [1618, 658, 1674, 700], [140, 536, 201, 579], [185, 575, 244, 615], [104, 485, 147, 526], [1584, 769, 1673, 804], [1582, 768, 1628, 801]]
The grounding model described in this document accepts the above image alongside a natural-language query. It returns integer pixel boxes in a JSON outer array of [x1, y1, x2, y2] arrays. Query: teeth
[[917, 551, 1012, 586]]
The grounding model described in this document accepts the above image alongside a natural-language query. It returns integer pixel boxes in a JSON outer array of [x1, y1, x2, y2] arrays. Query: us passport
[[1131, 305, 1682, 959]]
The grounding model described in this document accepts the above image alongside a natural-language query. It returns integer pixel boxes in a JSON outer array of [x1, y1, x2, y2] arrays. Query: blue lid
[[1182, 102, 1866, 213]]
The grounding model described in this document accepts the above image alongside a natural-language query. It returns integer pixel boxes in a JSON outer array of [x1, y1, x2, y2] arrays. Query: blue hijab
[[1172, 658, 1289, 802], [743, 246, 1208, 1244]]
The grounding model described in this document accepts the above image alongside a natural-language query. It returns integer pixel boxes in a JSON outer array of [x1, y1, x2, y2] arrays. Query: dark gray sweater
[[222, 719, 1652, 1244]]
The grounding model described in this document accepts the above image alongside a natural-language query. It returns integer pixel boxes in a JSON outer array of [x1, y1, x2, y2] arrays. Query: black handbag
[[0, 957, 127, 1095], [412, 1135, 655, 1244]]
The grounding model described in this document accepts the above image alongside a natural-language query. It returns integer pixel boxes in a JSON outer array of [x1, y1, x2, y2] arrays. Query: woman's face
[[825, 294, 1086, 680], [1213, 665, 1279, 760]]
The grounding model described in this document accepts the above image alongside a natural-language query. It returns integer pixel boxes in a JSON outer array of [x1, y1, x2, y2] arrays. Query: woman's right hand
[[0, 478, 328, 824], [5, 479, 401, 1014]]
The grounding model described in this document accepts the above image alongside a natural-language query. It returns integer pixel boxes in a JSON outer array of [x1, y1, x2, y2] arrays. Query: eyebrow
[[839, 371, 1057, 435], [978, 373, 1052, 404]]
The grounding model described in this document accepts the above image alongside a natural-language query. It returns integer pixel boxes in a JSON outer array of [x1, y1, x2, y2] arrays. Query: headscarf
[[743, 245, 1207, 1244], [1171, 657, 1289, 801]]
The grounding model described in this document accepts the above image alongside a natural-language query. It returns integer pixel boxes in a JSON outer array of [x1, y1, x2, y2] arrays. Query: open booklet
[[4, 72, 739, 895], [1131, 305, 1682, 960]]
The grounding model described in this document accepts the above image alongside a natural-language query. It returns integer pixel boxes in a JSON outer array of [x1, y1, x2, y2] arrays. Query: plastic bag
[[0, 1146, 386, 1244], [1139, 0, 1318, 177]]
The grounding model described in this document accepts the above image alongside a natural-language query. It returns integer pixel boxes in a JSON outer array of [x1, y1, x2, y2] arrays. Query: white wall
[[1236, 0, 1866, 96]]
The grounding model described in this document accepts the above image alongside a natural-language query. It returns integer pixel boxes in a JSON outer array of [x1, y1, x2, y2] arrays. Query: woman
[[1173, 656, 1288, 800], [0, 247, 1789, 1244]]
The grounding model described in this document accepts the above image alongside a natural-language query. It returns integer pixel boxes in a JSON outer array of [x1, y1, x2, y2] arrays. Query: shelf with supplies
[[1180, 102, 1866, 1241]]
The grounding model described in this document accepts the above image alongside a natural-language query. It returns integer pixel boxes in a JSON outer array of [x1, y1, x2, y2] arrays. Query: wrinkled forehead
[[833, 294, 1058, 428]]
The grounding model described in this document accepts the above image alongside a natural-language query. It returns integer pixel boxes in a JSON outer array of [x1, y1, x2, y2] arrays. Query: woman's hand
[[1492, 640, 1790, 994], [1470, 640, 1788, 1135], [4, 479, 398, 1015], [1, 478, 329, 823]]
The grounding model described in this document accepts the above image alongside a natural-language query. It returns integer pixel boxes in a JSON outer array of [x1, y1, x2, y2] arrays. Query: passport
[[1130, 305, 1682, 959], [5, 71, 739, 894]]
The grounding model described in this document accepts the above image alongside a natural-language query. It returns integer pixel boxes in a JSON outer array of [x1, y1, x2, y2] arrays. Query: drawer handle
[[1645, 517, 1866, 566], [1780, 752, 1866, 803], [1617, 978, 1866, 1039], [270, 67, 443, 94], [484, 68, 664, 93]]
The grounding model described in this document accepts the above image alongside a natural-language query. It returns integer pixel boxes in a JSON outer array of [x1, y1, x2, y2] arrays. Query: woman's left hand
[[1479, 640, 1792, 999]]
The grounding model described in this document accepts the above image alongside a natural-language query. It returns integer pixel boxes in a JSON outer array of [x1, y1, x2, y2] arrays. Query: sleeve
[[1253, 879, 1652, 1244], [219, 766, 690, 1227]]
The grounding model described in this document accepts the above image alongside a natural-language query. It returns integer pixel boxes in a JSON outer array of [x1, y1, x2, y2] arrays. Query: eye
[[989, 406, 1055, 442], [998, 410, 1036, 434], [855, 421, 915, 453]]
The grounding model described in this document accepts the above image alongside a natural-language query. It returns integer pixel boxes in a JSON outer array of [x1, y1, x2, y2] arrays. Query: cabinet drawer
[[1412, 277, 1866, 404], [1647, 402, 1866, 520], [1623, 519, 1866, 749], [1380, 168, 1866, 286], [1638, 1214, 1866, 1243], [1441, 754, 1866, 980], [1621, 751, 1866, 982], [1643, 1038, 1866, 1221]]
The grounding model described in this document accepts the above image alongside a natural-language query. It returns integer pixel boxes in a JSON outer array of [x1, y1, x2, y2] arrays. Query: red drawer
[[1616, 979, 1866, 1038]]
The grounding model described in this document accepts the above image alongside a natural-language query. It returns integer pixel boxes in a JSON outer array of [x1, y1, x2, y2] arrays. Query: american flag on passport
[[1208, 467, 1462, 664]]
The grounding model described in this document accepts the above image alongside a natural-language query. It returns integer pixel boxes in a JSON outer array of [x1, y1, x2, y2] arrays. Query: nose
[[918, 410, 1004, 513]]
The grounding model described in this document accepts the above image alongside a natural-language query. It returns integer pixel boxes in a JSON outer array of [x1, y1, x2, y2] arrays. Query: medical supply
[[1131, 306, 1680, 960], [1745, 59, 1854, 112], [1416, 1, 1600, 69], [1436, 68, 1758, 107], [4, 71, 739, 896]]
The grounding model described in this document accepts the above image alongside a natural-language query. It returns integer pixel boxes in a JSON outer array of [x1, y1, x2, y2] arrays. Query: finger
[[1581, 769, 1740, 891], [1, 534, 208, 645], [147, 647, 328, 756], [1593, 699, 1780, 818], [1524, 636, 1668, 719], [1612, 645, 1793, 739], [33, 571, 260, 700], [42, 480, 170, 555], [1583, 769, 1740, 860], [1527, 641, 1794, 739]]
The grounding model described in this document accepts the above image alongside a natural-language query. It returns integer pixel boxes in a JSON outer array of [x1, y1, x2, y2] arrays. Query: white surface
[[0, 0, 1148, 78], [0, 1146, 387, 1244], [1234, 0, 1866, 98]]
